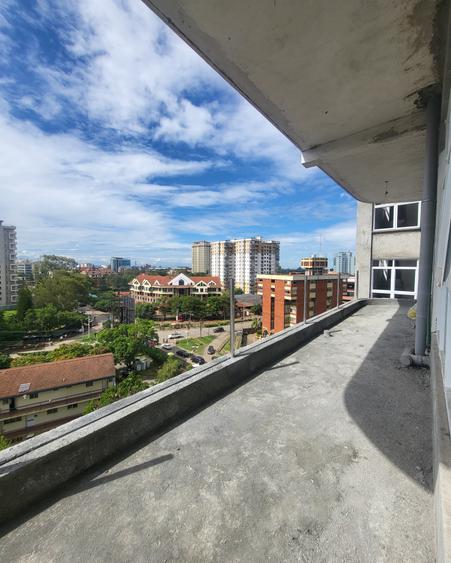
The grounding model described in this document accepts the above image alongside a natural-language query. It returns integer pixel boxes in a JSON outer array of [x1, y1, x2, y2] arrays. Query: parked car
[[191, 355, 206, 365], [161, 343, 173, 350], [213, 327, 224, 333], [207, 346, 216, 355], [168, 333, 183, 339], [176, 349, 190, 358]]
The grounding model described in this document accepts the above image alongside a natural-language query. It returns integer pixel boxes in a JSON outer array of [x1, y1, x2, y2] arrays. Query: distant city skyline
[[1, 1, 356, 268]]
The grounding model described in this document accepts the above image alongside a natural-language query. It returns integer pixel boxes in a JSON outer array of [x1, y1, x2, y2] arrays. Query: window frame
[[373, 202, 421, 232], [371, 260, 419, 299]]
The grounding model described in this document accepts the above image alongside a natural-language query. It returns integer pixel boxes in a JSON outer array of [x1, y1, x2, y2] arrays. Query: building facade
[[0, 354, 116, 442], [300, 255, 328, 276], [130, 273, 222, 304], [356, 201, 421, 300], [15, 259, 34, 287], [110, 257, 131, 272], [334, 251, 355, 275], [210, 236, 280, 293], [192, 241, 211, 274], [0, 221, 18, 310], [257, 273, 346, 335]]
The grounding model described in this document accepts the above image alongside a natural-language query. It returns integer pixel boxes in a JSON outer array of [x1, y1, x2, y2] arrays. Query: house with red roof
[[129, 272, 223, 304]]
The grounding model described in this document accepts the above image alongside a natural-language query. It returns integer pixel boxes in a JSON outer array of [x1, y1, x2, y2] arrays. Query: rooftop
[[0, 302, 432, 561], [0, 353, 115, 398]]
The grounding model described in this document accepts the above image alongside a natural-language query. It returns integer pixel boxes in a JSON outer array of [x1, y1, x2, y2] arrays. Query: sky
[[0, 0, 356, 268]]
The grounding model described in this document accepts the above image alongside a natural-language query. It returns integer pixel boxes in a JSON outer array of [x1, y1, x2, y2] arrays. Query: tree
[[16, 286, 33, 321], [0, 434, 11, 451], [158, 297, 172, 320], [34, 271, 91, 311], [34, 255, 78, 279], [0, 354, 11, 369], [251, 303, 262, 315], [136, 302, 157, 320], [156, 356, 184, 383], [234, 287, 245, 295], [83, 372, 147, 414]]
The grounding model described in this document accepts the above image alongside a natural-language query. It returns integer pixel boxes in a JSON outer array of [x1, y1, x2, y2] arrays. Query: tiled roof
[[132, 274, 222, 287], [0, 354, 116, 398]]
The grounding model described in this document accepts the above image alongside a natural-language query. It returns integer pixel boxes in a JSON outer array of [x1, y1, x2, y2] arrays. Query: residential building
[[80, 265, 113, 279], [129, 272, 223, 304], [257, 273, 346, 334], [110, 257, 131, 272], [0, 354, 116, 442], [191, 241, 211, 274], [15, 259, 34, 287], [356, 201, 421, 299], [334, 251, 355, 275], [0, 220, 18, 310], [210, 236, 280, 293], [300, 255, 328, 276]]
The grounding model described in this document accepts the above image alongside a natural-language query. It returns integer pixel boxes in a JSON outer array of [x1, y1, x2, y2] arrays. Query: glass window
[[397, 203, 419, 228], [394, 259, 417, 267], [372, 269, 390, 290], [394, 269, 416, 292], [372, 259, 393, 267], [394, 293, 414, 299], [374, 206, 394, 229]]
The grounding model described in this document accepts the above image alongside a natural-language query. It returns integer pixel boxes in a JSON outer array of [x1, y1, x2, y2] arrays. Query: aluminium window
[[373, 202, 420, 231], [371, 259, 418, 299]]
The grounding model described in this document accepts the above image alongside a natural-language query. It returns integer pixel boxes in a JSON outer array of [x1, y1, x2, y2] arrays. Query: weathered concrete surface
[[0, 303, 433, 562]]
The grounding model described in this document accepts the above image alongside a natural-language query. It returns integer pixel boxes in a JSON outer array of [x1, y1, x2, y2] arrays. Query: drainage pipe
[[415, 94, 440, 357]]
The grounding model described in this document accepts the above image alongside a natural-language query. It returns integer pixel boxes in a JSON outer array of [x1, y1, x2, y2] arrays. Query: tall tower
[[0, 221, 18, 310], [191, 241, 211, 274]]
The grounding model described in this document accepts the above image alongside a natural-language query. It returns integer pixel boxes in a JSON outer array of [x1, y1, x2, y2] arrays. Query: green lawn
[[177, 335, 215, 355]]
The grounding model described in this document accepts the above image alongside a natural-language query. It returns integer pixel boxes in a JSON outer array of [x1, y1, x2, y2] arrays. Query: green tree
[[136, 302, 157, 320], [234, 287, 244, 295], [83, 372, 147, 414], [251, 303, 262, 315], [34, 271, 91, 311], [158, 297, 172, 320], [0, 434, 11, 451], [156, 356, 184, 383], [16, 286, 33, 321], [0, 354, 11, 369], [34, 255, 78, 279]]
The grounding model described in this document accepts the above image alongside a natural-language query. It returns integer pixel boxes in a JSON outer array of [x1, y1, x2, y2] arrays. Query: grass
[[177, 335, 215, 355]]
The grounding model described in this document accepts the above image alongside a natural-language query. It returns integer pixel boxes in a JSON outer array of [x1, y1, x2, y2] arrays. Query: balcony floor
[[0, 302, 433, 562]]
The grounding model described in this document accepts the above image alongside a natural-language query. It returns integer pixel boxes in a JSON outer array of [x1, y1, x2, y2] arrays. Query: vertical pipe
[[336, 272, 340, 308], [229, 277, 235, 357], [303, 275, 307, 323], [415, 94, 440, 356], [355, 270, 359, 301]]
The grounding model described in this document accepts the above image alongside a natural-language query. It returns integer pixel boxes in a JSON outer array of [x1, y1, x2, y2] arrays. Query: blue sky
[[0, 0, 356, 268]]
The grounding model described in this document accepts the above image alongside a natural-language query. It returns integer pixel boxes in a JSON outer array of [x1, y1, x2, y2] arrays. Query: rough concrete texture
[[0, 303, 433, 562]]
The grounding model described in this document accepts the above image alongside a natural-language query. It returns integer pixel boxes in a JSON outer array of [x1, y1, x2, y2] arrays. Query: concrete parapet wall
[[0, 299, 366, 524]]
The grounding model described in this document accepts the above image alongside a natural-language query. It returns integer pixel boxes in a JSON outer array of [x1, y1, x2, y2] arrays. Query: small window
[[373, 269, 391, 291], [4, 416, 22, 424], [86, 381, 94, 387], [2, 399, 9, 405], [29, 392, 39, 399], [397, 203, 419, 228], [47, 408, 58, 414], [394, 259, 417, 267], [67, 404, 78, 410], [394, 269, 416, 292], [374, 206, 394, 229]]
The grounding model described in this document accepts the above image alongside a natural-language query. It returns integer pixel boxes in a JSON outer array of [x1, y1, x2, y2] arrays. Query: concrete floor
[[0, 302, 433, 562]]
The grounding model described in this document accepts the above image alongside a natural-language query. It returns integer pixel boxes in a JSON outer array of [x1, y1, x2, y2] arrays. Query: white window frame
[[373, 201, 421, 232], [371, 260, 418, 299]]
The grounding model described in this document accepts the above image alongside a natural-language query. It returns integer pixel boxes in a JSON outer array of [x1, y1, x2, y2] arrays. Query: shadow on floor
[[344, 301, 432, 491]]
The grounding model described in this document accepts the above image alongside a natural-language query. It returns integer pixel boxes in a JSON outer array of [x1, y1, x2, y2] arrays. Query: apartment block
[[334, 251, 355, 275], [257, 273, 346, 335], [130, 272, 222, 303], [15, 259, 34, 287], [0, 220, 18, 310], [0, 354, 116, 442], [191, 241, 211, 274], [300, 255, 328, 276], [356, 201, 420, 299], [210, 236, 280, 293]]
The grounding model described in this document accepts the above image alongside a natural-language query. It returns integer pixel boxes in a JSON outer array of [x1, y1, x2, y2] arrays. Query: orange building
[[257, 274, 347, 335]]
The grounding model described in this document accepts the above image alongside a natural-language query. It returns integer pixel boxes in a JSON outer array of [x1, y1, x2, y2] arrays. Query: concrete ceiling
[[143, 0, 443, 203]]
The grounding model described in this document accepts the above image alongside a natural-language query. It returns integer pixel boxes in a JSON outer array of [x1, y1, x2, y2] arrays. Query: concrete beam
[[302, 112, 426, 168], [0, 299, 366, 525]]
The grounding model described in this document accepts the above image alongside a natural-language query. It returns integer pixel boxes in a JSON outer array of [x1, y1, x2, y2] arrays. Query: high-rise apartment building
[[0, 221, 18, 310], [210, 236, 280, 293], [16, 260, 34, 287], [191, 241, 211, 274], [110, 257, 131, 272], [334, 251, 355, 275], [300, 255, 328, 276]]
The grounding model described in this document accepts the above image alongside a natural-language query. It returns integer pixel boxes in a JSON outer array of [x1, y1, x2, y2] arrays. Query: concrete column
[[415, 94, 440, 356]]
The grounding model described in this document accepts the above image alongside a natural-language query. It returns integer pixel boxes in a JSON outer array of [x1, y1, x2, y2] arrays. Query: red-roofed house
[[0, 354, 116, 442], [129, 273, 223, 304]]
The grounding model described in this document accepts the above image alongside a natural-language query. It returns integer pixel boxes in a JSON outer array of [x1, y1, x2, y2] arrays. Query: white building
[[0, 221, 18, 310], [334, 251, 355, 275], [210, 236, 279, 294]]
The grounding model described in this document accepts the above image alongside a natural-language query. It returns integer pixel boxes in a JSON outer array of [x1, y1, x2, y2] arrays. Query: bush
[[156, 357, 184, 383], [0, 434, 11, 451], [83, 372, 147, 414], [0, 354, 11, 369]]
